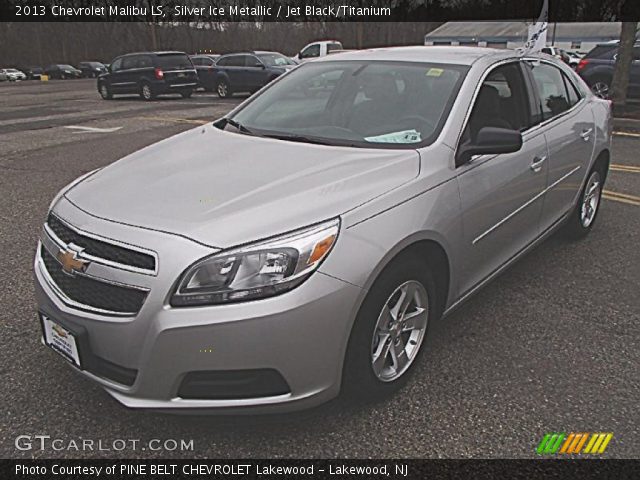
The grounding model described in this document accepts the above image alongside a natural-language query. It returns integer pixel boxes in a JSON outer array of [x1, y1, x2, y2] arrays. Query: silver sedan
[[34, 47, 611, 413]]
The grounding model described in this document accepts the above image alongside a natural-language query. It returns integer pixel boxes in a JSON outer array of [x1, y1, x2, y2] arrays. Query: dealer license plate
[[41, 314, 81, 368]]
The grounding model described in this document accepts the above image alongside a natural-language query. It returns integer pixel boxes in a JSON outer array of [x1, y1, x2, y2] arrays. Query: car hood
[[64, 126, 419, 248]]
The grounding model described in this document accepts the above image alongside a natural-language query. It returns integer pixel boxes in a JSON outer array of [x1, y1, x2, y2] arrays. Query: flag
[[518, 0, 548, 55]]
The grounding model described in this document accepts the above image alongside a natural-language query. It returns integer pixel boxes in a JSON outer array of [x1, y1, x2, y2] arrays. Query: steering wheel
[[397, 114, 435, 133]]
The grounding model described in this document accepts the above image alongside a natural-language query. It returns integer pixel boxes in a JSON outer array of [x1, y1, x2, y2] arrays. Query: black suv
[[98, 51, 198, 101], [577, 41, 640, 99], [212, 51, 296, 98]]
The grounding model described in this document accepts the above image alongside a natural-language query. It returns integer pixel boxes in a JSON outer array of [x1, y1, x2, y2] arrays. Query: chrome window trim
[[46, 213, 158, 276], [472, 165, 581, 245], [37, 242, 148, 318]]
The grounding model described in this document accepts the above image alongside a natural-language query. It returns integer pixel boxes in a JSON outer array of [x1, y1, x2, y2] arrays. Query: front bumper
[[34, 216, 362, 413]]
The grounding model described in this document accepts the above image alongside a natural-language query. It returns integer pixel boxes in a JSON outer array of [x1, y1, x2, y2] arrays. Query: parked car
[[0, 71, 7, 82], [292, 40, 343, 63], [22, 66, 43, 80], [190, 54, 220, 91], [0, 68, 27, 81], [565, 51, 583, 69], [541, 46, 571, 66], [78, 61, 108, 78], [44, 64, 82, 79], [577, 41, 640, 99], [97, 51, 198, 101], [34, 47, 611, 413], [212, 51, 296, 98]]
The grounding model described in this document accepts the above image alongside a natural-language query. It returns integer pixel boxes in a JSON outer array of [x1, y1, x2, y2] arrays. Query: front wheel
[[342, 255, 437, 399], [98, 83, 112, 100], [564, 165, 605, 239]]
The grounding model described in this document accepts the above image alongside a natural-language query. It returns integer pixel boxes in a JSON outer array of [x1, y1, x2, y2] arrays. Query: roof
[[315, 46, 517, 66], [425, 21, 622, 43]]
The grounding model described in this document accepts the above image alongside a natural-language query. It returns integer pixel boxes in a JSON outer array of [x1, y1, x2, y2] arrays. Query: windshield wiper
[[225, 118, 254, 135], [261, 133, 339, 146]]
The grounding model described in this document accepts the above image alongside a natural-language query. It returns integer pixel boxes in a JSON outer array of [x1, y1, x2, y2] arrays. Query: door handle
[[530, 155, 546, 173], [580, 128, 593, 141]]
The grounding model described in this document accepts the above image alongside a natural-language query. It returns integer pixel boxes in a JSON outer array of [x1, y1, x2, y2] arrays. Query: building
[[424, 22, 622, 53]]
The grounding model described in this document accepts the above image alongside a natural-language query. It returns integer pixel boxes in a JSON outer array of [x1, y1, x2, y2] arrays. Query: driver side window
[[464, 62, 530, 142], [110, 58, 123, 72], [301, 44, 320, 59]]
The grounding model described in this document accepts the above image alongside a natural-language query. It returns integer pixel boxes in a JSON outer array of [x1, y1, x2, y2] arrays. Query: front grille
[[40, 246, 148, 315], [46, 213, 156, 271]]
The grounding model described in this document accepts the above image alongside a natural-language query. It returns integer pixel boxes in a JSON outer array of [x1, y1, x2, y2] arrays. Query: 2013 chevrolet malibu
[[34, 47, 611, 413]]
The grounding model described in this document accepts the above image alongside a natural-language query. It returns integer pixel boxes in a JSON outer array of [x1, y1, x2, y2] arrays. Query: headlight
[[171, 218, 340, 307]]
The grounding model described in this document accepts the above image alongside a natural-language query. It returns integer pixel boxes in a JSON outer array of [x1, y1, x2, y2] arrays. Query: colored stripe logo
[[537, 433, 613, 455]]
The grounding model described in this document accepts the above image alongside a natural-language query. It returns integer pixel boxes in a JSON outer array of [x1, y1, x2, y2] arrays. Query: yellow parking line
[[137, 116, 208, 125], [602, 190, 640, 206], [613, 131, 640, 138], [610, 164, 640, 173]]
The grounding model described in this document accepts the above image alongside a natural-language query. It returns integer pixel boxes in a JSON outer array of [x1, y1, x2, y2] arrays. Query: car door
[[119, 55, 140, 94], [524, 60, 595, 231], [225, 55, 247, 89], [456, 61, 549, 295], [107, 57, 127, 93], [245, 55, 268, 89]]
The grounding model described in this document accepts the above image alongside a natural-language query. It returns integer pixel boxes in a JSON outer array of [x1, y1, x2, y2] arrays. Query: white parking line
[[63, 126, 123, 133], [613, 131, 640, 138]]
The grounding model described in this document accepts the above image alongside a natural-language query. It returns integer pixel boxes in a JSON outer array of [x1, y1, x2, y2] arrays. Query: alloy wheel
[[142, 84, 152, 100], [217, 82, 228, 97], [591, 81, 609, 99], [581, 171, 601, 228], [371, 280, 429, 382]]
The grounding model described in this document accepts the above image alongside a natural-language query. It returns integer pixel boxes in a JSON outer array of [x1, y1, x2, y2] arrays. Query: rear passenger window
[[191, 57, 202, 66], [527, 62, 571, 122], [226, 56, 245, 67], [137, 56, 153, 69]]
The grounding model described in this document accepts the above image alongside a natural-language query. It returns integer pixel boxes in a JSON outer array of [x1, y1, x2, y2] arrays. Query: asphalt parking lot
[[0, 79, 638, 459]]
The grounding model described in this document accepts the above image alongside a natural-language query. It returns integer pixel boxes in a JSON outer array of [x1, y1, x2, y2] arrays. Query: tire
[[140, 82, 155, 101], [216, 79, 231, 98], [342, 255, 438, 400], [180, 89, 193, 99], [564, 162, 606, 240], [98, 83, 112, 100], [588, 76, 611, 99]]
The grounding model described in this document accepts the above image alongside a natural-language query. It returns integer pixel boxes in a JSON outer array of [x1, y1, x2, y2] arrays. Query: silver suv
[[35, 47, 611, 413]]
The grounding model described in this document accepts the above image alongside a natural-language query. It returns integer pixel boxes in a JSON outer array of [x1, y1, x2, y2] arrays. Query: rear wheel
[[217, 79, 231, 98], [589, 76, 611, 99], [342, 255, 437, 399], [564, 163, 606, 239], [140, 82, 155, 101], [98, 83, 112, 100]]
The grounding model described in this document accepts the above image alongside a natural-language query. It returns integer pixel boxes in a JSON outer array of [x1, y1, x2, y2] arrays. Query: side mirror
[[455, 127, 523, 167]]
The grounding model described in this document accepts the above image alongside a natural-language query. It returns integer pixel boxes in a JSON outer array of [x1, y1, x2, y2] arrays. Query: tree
[[610, 22, 638, 105]]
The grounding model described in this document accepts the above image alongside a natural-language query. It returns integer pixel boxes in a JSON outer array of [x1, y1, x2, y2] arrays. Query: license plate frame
[[40, 313, 82, 368]]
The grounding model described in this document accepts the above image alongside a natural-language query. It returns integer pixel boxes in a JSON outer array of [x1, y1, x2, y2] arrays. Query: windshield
[[157, 54, 193, 69], [59, 65, 74, 70], [258, 53, 295, 67], [229, 61, 468, 148]]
